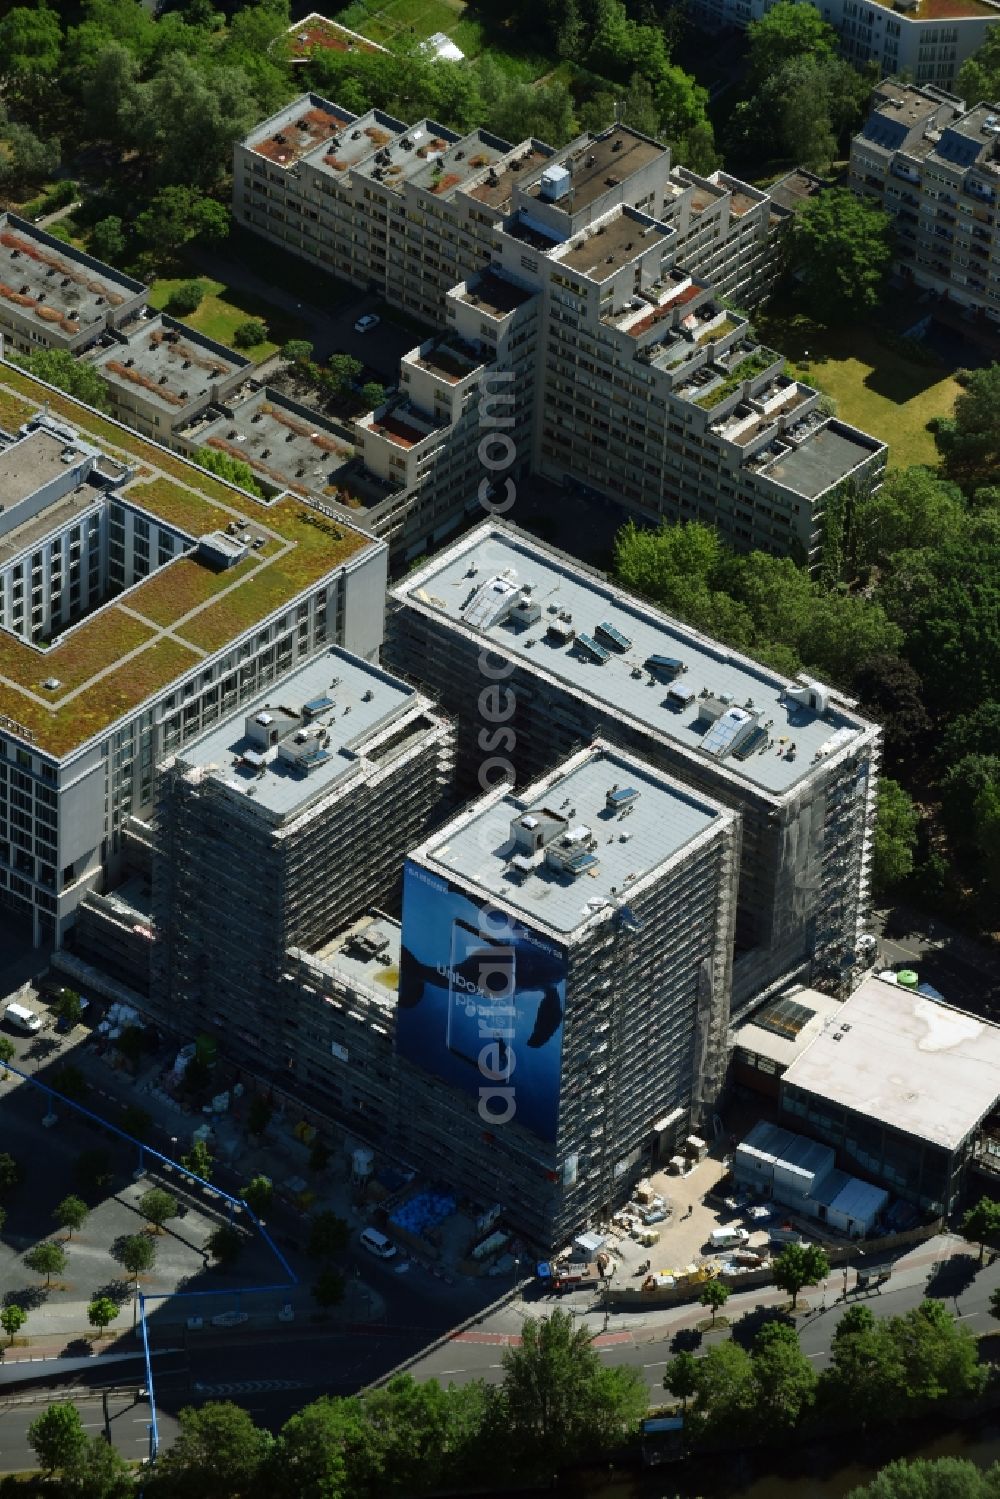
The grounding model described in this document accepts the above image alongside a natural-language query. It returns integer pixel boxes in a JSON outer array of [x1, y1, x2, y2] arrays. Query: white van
[[3, 1001, 42, 1035], [711, 1226, 750, 1251], [360, 1227, 397, 1260]]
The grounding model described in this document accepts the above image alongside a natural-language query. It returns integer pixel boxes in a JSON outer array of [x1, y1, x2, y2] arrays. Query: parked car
[[360, 1227, 397, 1259], [354, 313, 381, 334]]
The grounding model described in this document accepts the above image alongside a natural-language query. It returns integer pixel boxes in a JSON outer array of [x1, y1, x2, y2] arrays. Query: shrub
[[166, 280, 205, 315], [232, 318, 268, 349]]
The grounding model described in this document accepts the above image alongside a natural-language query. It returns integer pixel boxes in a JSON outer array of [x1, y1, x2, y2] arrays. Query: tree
[[313, 1266, 346, 1307], [847, 1457, 995, 1499], [0, 7, 63, 82], [115, 1232, 156, 1284], [361, 380, 386, 410], [824, 1305, 904, 1426], [0, 1153, 21, 1193], [232, 317, 268, 349], [135, 184, 229, 259], [307, 1210, 349, 1260], [961, 1195, 1000, 1263], [182, 1138, 214, 1182], [74, 1148, 113, 1197], [937, 364, 1000, 493], [1, 1303, 26, 1345], [89, 215, 127, 265], [746, 0, 837, 87], [87, 1296, 119, 1338], [324, 352, 364, 398], [195, 447, 264, 497], [166, 279, 205, 315], [663, 1349, 698, 1413], [25, 1241, 67, 1287], [273, 1395, 371, 1499], [790, 190, 895, 324], [131, 52, 259, 187], [990, 1286, 1000, 1323], [11, 349, 110, 411], [247, 1095, 273, 1138], [700, 1278, 730, 1326], [852, 467, 967, 576], [64, 1434, 133, 1498], [52, 992, 82, 1034], [773, 1243, 829, 1309], [54, 1194, 89, 1239], [0, 1036, 14, 1068], [27, 1402, 88, 1476], [116, 1024, 145, 1072], [854, 655, 931, 774], [241, 1175, 273, 1216], [282, 339, 313, 365], [892, 1299, 986, 1404], [958, 30, 1000, 113], [873, 778, 919, 894], [154, 1401, 274, 1496], [207, 1224, 243, 1266], [120, 1103, 152, 1141], [752, 1322, 818, 1430], [693, 1339, 756, 1438], [138, 1187, 178, 1234], [499, 1308, 646, 1469]]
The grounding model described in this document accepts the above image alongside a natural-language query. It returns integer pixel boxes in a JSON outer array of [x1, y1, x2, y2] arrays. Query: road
[[0, 1387, 179, 1472], [874, 905, 1000, 1017]]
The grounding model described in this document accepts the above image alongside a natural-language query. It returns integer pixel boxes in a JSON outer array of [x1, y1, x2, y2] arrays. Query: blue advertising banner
[[397, 861, 567, 1143]]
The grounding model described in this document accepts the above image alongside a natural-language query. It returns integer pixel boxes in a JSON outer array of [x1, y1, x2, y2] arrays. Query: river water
[[574, 1416, 1000, 1499]]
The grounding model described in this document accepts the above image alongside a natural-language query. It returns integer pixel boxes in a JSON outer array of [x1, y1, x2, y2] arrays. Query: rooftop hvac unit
[[538, 165, 571, 202]]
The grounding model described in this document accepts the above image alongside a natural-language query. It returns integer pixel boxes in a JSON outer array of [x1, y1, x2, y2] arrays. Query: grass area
[[146, 277, 292, 361], [756, 303, 960, 470], [334, 0, 550, 74]]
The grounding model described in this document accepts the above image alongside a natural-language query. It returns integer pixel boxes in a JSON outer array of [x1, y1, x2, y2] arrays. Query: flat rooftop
[[764, 422, 882, 499], [767, 169, 825, 214], [0, 481, 103, 565], [556, 212, 670, 282], [872, 81, 945, 127], [732, 986, 845, 1070], [355, 120, 460, 192], [782, 976, 1000, 1151], [408, 128, 511, 198], [417, 743, 730, 936], [312, 912, 401, 1008], [407, 336, 484, 385], [467, 144, 551, 209], [0, 364, 379, 759], [287, 14, 387, 59], [306, 108, 406, 177], [190, 388, 354, 498], [530, 130, 666, 214], [246, 95, 355, 165], [94, 317, 250, 415], [0, 427, 80, 511], [394, 523, 874, 798], [177, 647, 420, 823], [457, 269, 536, 319], [0, 216, 146, 338]]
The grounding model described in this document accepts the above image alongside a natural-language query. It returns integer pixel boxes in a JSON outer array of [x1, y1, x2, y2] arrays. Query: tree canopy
[[790, 190, 895, 323]]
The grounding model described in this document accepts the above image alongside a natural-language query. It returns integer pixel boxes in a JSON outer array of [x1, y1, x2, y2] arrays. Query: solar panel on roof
[[755, 997, 815, 1040], [732, 725, 768, 761], [595, 621, 631, 652], [576, 633, 610, 665]]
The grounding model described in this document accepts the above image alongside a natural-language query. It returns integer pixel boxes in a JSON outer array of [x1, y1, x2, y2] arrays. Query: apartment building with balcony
[[150, 646, 455, 1067], [686, 0, 999, 91], [387, 521, 882, 1006], [849, 79, 1000, 320], [0, 214, 148, 358], [0, 375, 387, 947]]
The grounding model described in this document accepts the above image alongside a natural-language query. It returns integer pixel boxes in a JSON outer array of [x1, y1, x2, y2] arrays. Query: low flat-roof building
[[735, 1120, 888, 1237], [0, 215, 148, 357], [388, 521, 881, 1004], [91, 315, 253, 445], [780, 976, 1000, 1213], [730, 986, 846, 1098]]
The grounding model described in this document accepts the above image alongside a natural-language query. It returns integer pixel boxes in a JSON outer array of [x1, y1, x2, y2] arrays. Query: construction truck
[[642, 1262, 718, 1292]]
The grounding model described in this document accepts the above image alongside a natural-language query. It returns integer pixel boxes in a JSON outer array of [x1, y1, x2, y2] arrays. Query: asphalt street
[[874, 906, 1000, 1017], [0, 1388, 179, 1473]]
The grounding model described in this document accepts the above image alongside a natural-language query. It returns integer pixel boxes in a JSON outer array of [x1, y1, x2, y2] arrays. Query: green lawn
[[756, 305, 960, 470], [146, 276, 305, 363], [334, 0, 549, 74]]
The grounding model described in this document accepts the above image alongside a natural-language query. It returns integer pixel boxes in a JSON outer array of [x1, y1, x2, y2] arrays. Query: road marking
[[643, 1360, 669, 1368], [806, 1351, 827, 1359], [437, 1368, 465, 1375]]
